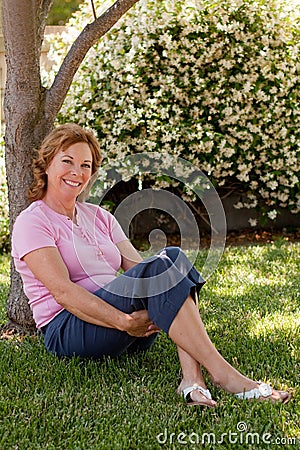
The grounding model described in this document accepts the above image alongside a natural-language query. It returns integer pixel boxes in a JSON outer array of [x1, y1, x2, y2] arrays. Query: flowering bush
[[0, 137, 9, 251], [47, 0, 300, 225]]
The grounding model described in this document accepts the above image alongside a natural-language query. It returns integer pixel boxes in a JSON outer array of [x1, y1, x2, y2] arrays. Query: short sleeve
[[96, 207, 128, 244], [12, 209, 56, 260]]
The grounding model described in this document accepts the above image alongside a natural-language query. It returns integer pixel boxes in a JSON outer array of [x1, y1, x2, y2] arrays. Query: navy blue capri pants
[[41, 247, 205, 359]]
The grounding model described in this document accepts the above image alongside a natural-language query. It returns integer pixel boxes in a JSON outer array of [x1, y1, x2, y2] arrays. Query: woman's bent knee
[[163, 246, 182, 261]]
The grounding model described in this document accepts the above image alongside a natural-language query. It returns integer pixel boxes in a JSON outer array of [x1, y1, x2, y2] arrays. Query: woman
[[12, 123, 290, 408]]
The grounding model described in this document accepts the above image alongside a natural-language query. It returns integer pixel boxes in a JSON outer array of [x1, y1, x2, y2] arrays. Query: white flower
[[267, 210, 278, 220], [278, 192, 289, 202], [234, 202, 244, 209], [249, 218, 257, 227], [266, 180, 278, 190]]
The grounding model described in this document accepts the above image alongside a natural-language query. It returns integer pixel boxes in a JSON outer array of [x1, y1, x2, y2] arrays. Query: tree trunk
[[2, 0, 50, 330], [2, 0, 140, 331]]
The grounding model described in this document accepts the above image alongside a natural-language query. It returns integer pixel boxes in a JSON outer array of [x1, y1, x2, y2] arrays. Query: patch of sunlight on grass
[[0, 272, 9, 285], [0, 254, 10, 280], [249, 312, 300, 339]]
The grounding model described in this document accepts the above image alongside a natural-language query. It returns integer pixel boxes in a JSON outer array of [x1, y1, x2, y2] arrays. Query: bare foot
[[235, 382, 291, 404], [178, 382, 217, 408], [259, 388, 291, 404]]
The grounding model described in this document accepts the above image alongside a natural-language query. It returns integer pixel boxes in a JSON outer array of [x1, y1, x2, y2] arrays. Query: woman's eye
[[82, 164, 91, 169], [62, 159, 72, 164]]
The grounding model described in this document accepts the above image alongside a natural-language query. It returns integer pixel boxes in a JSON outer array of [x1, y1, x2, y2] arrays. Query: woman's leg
[[169, 296, 287, 400], [42, 299, 158, 359], [176, 345, 217, 406], [174, 278, 216, 406], [42, 309, 144, 358]]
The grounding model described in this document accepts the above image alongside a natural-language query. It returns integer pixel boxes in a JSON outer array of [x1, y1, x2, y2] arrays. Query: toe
[[269, 390, 291, 404], [188, 389, 217, 408]]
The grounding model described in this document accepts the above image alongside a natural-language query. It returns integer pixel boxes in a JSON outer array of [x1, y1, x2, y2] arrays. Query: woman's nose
[[71, 165, 82, 176]]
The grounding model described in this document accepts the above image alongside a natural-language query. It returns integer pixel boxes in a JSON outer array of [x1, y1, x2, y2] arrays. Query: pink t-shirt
[[11, 200, 128, 329]]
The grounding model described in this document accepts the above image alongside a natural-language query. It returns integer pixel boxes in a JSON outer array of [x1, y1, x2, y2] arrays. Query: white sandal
[[182, 385, 217, 408], [235, 382, 291, 403]]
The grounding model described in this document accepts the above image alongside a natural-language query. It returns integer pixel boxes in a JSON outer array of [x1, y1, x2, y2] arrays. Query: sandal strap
[[183, 385, 212, 401], [235, 382, 273, 400]]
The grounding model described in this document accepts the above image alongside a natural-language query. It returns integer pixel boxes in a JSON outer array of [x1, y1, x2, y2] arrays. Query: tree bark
[[2, 0, 139, 330], [2, 0, 49, 329]]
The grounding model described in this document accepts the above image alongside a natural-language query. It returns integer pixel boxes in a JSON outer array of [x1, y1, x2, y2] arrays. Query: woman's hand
[[23, 247, 160, 335], [125, 309, 160, 337]]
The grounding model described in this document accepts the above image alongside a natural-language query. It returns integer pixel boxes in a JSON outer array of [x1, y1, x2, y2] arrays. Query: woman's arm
[[116, 240, 143, 271], [23, 247, 157, 337]]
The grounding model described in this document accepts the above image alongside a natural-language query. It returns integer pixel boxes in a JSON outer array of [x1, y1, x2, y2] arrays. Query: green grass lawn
[[0, 241, 299, 449]]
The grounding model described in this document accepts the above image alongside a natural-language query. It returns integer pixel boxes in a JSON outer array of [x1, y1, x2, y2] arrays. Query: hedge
[[48, 0, 300, 225]]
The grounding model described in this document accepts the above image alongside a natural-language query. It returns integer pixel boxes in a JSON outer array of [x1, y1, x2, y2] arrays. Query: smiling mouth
[[63, 179, 81, 187]]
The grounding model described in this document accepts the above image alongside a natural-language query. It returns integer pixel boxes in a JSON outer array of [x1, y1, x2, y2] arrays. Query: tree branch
[[37, 0, 54, 45], [91, 0, 97, 20], [45, 0, 140, 122]]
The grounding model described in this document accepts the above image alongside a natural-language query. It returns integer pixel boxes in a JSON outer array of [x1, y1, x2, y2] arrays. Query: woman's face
[[45, 142, 93, 201]]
